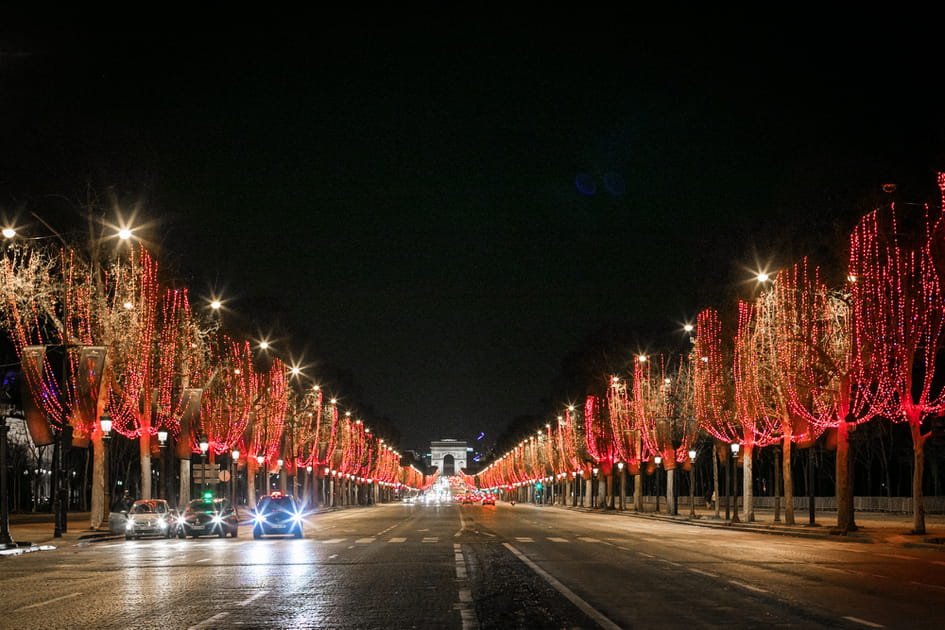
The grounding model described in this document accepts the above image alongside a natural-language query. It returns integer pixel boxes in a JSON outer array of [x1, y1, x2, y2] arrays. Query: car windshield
[[131, 503, 152, 514], [188, 500, 223, 512], [259, 497, 297, 511]]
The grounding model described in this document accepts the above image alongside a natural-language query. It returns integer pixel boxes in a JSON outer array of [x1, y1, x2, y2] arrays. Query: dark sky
[[2, 23, 943, 453]]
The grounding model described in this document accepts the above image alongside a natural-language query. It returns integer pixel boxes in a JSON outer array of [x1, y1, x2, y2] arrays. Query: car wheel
[[294, 528, 302, 539], [125, 534, 133, 540], [177, 530, 185, 539], [231, 528, 238, 538], [253, 529, 261, 539]]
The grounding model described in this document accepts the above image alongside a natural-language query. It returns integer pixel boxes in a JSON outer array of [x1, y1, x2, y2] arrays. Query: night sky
[[2, 23, 943, 454]]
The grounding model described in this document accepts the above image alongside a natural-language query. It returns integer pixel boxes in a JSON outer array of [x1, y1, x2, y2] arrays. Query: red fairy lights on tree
[[850, 178, 945, 534]]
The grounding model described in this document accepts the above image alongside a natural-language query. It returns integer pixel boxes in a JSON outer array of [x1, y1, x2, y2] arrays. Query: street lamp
[[101, 415, 113, 526], [617, 461, 625, 511], [0, 414, 14, 547], [730, 443, 740, 523], [654, 456, 662, 514], [199, 436, 209, 494], [256, 455, 265, 500], [231, 449, 240, 507], [157, 430, 168, 501], [688, 449, 697, 518]]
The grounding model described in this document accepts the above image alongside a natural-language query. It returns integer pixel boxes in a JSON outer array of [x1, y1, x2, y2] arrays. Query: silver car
[[124, 499, 175, 539]]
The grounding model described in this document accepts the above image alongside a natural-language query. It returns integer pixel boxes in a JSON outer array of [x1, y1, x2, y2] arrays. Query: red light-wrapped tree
[[850, 180, 945, 534], [608, 375, 644, 510]]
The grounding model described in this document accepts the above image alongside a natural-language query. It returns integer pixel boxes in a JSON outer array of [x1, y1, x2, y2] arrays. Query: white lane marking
[[729, 580, 767, 593], [239, 590, 269, 606], [355, 538, 375, 544], [688, 568, 718, 578], [456, 509, 466, 537], [577, 537, 600, 543], [453, 544, 479, 630], [14, 592, 82, 612], [842, 616, 884, 628], [422, 537, 438, 543], [188, 612, 230, 629], [328, 554, 338, 559], [196, 558, 210, 562], [388, 537, 407, 543], [515, 537, 534, 543], [320, 538, 345, 544], [911, 580, 945, 592], [638, 552, 655, 558], [877, 553, 915, 561], [503, 543, 622, 630], [547, 537, 568, 543]]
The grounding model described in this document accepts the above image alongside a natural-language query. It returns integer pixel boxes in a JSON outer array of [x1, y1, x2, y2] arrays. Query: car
[[176, 496, 239, 538], [124, 499, 176, 539], [252, 492, 305, 539], [480, 494, 496, 506]]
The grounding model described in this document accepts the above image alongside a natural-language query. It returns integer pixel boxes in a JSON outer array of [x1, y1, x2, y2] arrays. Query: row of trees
[[477, 174, 945, 535], [0, 215, 431, 527]]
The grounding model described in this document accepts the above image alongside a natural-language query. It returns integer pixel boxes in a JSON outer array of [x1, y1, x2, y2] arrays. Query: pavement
[[557, 503, 945, 550], [3, 503, 945, 557]]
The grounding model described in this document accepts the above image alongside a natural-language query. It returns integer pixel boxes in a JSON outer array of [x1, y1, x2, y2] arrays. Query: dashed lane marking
[[842, 616, 884, 628], [547, 537, 568, 543], [388, 537, 407, 543], [14, 592, 82, 612], [239, 590, 269, 606], [188, 612, 230, 629]]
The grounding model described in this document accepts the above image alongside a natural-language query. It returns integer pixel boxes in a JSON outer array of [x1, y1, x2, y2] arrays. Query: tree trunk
[[773, 446, 781, 523], [633, 473, 643, 511], [835, 421, 857, 533], [910, 421, 927, 535], [666, 468, 675, 515], [743, 444, 754, 522], [782, 436, 795, 524], [179, 459, 191, 506], [606, 473, 615, 509], [139, 426, 152, 500], [89, 431, 105, 530], [712, 447, 720, 519]]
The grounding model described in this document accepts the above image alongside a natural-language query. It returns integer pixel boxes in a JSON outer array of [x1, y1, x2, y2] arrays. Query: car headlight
[[211, 514, 224, 525], [291, 513, 304, 525], [125, 520, 135, 530], [253, 513, 266, 525], [158, 519, 167, 529]]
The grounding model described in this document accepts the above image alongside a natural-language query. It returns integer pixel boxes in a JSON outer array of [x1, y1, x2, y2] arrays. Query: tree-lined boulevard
[[3, 501, 945, 629]]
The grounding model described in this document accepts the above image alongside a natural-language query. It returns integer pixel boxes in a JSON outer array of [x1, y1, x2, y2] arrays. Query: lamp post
[[0, 416, 13, 547], [199, 436, 209, 495], [688, 449, 697, 519], [157, 430, 168, 502], [256, 455, 265, 500], [617, 462, 625, 511], [730, 443, 740, 523], [231, 449, 240, 507], [277, 459, 285, 494], [654, 456, 662, 513], [592, 467, 599, 508], [101, 415, 113, 524]]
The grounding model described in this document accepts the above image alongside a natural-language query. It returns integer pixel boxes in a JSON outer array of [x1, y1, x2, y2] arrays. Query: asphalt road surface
[[2, 501, 944, 629]]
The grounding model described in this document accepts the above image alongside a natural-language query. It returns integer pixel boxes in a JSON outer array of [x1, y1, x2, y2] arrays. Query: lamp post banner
[[75, 346, 107, 432], [20, 346, 55, 446]]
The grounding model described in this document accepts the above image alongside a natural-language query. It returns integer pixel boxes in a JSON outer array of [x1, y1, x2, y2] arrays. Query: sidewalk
[[550, 503, 945, 550], [0, 512, 118, 556]]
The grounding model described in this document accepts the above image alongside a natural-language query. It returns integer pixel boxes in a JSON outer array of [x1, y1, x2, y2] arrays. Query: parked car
[[124, 499, 176, 539], [176, 496, 239, 538], [252, 492, 305, 539], [480, 494, 496, 506]]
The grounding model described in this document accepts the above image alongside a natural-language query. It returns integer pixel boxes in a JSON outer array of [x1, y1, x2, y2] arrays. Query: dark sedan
[[176, 497, 239, 538], [251, 492, 305, 538]]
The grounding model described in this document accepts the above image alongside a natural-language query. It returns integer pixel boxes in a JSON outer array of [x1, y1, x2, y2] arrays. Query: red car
[[480, 494, 496, 505]]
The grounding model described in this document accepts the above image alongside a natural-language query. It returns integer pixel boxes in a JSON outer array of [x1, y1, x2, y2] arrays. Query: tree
[[849, 179, 945, 534]]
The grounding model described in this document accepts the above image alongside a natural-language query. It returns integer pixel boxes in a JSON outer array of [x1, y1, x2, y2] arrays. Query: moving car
[[252, 491, 305, 539], [124, 499, 176, 539], [480, 494, 496, 506], [176, 496, 239, 538]]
